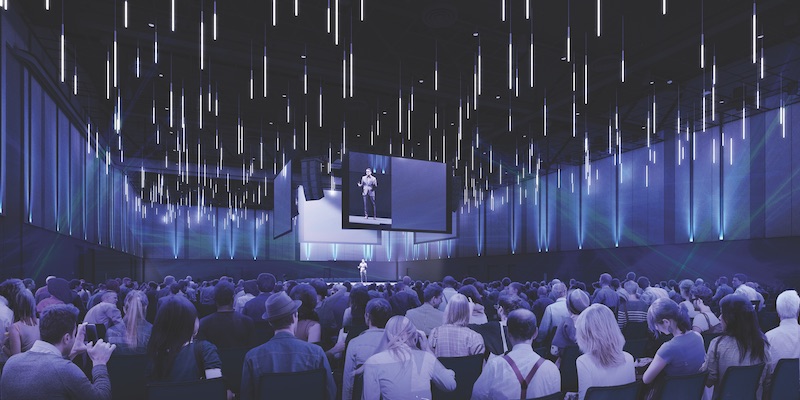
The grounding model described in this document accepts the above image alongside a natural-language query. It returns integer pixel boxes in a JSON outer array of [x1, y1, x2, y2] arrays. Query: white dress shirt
[[471, 343, 561, 400]]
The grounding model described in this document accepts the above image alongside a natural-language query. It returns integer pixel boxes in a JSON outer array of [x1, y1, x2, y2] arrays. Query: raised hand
[[86, 339, 116, 366]]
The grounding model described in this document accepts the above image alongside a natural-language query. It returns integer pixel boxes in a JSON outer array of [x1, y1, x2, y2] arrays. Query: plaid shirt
[[429, 324, 485, 358]]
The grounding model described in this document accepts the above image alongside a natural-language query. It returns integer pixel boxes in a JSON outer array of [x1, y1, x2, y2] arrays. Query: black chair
[[146, 377, 227, 400], [352, 372, 364, 400], [621, 321, 650, 340], [622, 338, 648, 359], [559, 346, 582, 393], [702, 332, 722, 351], [534, 346, 550, 359], [584, 380, 642, 400], [655, 371, 708, 400], [712, 363, 765, 400], [527, 392, 564, 400], [757, 312, 780, 332], [218, 347, 250, 395], [107, 353, 150, 400], [432, 354, 484, 400], [258, 368, 327, 399], [766, 358, 799, 400]]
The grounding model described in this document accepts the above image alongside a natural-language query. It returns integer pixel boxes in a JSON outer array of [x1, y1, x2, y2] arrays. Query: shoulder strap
[[702, 312, 711, 328], [503, 355, 546, 400], [499, 323, 509, 354]]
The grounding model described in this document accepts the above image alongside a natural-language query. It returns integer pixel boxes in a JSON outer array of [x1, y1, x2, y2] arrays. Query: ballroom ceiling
[[13, 0, 800, 209]]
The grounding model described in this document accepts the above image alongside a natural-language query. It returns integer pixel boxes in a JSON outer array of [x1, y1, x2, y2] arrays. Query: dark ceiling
[[14, 0, 800, 210]]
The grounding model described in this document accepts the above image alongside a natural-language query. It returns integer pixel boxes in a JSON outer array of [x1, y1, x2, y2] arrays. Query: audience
[[575, 303, 636, 400], [617, 280, 649, 337], [241, 273, 276, 323], [83, 290, 122, 331], [362, 316, 455, 399], [405, 283, 444, 336], [240, 291, 336, 400], [703, 294, 770, 395], [429, 293, 485, 357], [530, 285, 554, 325], [458, 284, 488, 324], [197, 281, 256, 349], [471, 309, 560, 399], [591, 273, 620, 310], [642, 298, 705, 397], [471, 294, 527, 357], [537, 282, 569, 345], [289, 283, 321, 343], [551, 289, 590, 359], [106, 290, 151, 354], [233, 280, 258, 314], [0, 280, 39, 356], [764, 290, 800, 378], [342, 298, 392, 400], [0, 305, 115, 399]]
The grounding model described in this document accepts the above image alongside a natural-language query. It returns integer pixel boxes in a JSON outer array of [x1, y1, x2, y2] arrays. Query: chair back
[[257, 368, 327, 400], [559, 346, 582, 393], [218, 347, 250, 395], [656, 371, 708, 400], [702, 332, 722, 351], [622, 338, 648, 359], [352, 372, 364, 400], [766, 358, 799, 400], [146, 377, 227, 400], [584, 380, 642, 400], [713, 363, 765, 400], [622, 321, 650, 340], [527, 392, 564, 400], [107, 353, 150, 400], [432, 354, 484, 400]]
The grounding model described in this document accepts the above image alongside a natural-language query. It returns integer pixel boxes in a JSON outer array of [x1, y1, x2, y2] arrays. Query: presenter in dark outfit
[[357, 168, 378, 218]]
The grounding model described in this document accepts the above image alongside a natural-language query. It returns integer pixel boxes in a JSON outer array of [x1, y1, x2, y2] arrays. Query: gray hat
[[262, 291, 301, 321]]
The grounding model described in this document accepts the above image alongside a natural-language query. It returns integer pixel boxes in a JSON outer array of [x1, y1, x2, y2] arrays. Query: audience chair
[[621, 321, 650, 340], [352, 371, 365, 400], [432, 354, 484, 400], [757, 312, 780, 332], [527, 392, 564, 400], [584, 380, 642, 400], [257, 368, 327, 399], [655, 371, 708, 400], [146, 377, 227, 400], [702, 332, 722, 351], [534, 346, 549, 359], [107, 353, 150, 400], [712, 363, 765, 400], [218, 347, 250, 395], [622, 338, 648, 359], [766, 358, 799, 400], [559, 346, 582, 393]]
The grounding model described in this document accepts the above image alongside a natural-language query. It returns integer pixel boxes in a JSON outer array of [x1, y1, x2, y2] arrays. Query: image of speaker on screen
[[347, 153, 392, 226], [358, 168, 378, 218]]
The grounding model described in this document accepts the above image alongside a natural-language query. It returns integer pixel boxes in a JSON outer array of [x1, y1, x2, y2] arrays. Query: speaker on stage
[[301, 158, 325, 201]]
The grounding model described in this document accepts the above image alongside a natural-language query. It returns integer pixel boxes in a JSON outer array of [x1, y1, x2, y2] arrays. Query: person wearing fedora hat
[[240, 292, 336, 400]]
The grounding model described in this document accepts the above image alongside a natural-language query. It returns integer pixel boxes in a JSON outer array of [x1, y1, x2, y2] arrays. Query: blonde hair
[[375, 316, 429, 361], [123, 290, 148, 348], [575, 304, 626, 367], [443, 293, 471, 326]]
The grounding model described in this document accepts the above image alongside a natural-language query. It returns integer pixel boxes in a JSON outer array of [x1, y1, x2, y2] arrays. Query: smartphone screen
[[85, 324, 99, 343]]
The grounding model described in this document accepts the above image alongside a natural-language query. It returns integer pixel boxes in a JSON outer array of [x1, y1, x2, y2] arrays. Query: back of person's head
[[123, 290, 148, 348], [610, 278, 621, 290], [458, 284, 482, 303], [105, 280, 120, 293], [423, 283, 443, 303], [647, 297, 691, 334], [290, 284, 319, 321], [342, 281, 352, 292], [624, 280, 639, 296], [12, 288, 37, 325], [575, 304, 625, 367], [566, 289, 590, 316], [402, 276, 413, 286], [376, 316, 428, 359], [719, 294, 767, 363], [637, 276, 651, 290], [508, 282, 524, 295], [167, 282, 180, 295], [626, 272, 636, 282], [309, 279, 328, 299], [501, 277, 512, 287], [162, 275, 175, 286], [679, 279, 694, 298], [148, 296, 198, 380], [718, 276, 728, 285], [256, 273, 276, 293], [101, 290, 118, 303], [348, 286, 371, 325], [537, 286, 549, 298], [498, 294, 528, 315], [733, 273, 748, 284], [442, 276, 458, 288], [551, 283, 567, 298], [68, 279, 81, 291], [213, 281, 235, 307], [691, 285, 713, 304], [507, 309, 538, 342], [776, 290, 800, 321], [243, 280, 259, 296], [0, 279, 26, 308], [39, 304, 79, 345], [443, 293, 471, 326], [599, 273, 612, 286], [365, 298, 392, 328]]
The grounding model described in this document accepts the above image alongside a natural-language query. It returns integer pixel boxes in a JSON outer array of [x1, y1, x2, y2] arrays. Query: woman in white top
[[362, 316, 456, 400], [575, 304, 636, 400]]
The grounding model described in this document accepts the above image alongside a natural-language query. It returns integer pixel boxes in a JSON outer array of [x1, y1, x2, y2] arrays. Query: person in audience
[[342, 298, 393, 400], [234, 280, 258, 314], [106, 290, 152, 354], [0, 304, 116, 400], [472, 309, 561, 399], [537, 282, 568, 345], [641, 298, 705, 396], [288, 283, 321, 343], [242, 273, 276, 322], [678, 279, 699, 319], [405, 283, 444, 336], [343, 286, 371, 344], [702, 294, 770, 394], [84, 290, 123, 331], [471, 294, 527, 357], [156, 275, 176, 299], [146, 296, 224, 383], [531, 286, 554, 325], [197, 280, 256, 349], [458, 284, 488, 324], [240, 291, 336, 400], [712, 276, 733, 305], [438, 276, 459, 311], [764, 290, 800, 376], [736, 281, 766, 311], [730, 273, 746, 290], [551, 288, 590, 359], [316, 281, 350, 348], [429, 293, 485, 357], [591, 273, 620, 310], [362, 315, 456, 399], [1, 280, 39, 355], [34, 276, 55, 304], [617, 280, 649, 337], [36, 277, 70, 314], [575, 303, 636, 400], [389, 282, 422, 316]]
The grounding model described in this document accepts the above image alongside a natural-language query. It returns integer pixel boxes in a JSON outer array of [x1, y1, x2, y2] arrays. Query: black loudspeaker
[[301, 158, 325, 200]]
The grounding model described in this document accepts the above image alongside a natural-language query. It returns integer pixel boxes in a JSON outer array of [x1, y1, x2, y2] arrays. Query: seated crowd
[[0, 270, 794, 400]]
